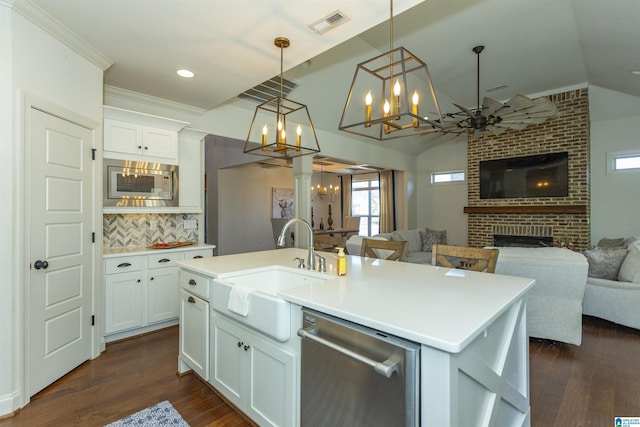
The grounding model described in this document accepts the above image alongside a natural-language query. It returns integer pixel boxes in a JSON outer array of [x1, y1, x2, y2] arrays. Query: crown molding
[[11, 0, 112, 70], [104, 85, 207, 117]]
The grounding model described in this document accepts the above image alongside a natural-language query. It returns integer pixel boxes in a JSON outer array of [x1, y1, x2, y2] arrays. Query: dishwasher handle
[[298, 327, 401, 378]]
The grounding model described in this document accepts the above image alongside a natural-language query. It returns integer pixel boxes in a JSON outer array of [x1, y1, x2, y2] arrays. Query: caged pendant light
[[244, 37, 321, 159], [339, 0, 445, 140]]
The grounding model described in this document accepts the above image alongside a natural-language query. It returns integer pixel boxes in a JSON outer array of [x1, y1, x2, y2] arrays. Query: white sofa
[[493, 247, 588, 345], [583, 237, 640, 330], [344, 227, 447, 264]]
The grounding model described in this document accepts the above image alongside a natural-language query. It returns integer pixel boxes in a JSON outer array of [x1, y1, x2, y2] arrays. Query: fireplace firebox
[[493, 234, 553, 248]]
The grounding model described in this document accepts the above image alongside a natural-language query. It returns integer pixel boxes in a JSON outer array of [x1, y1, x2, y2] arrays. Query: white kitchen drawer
[[147, 252, 182, 269], [184, 248, 214, 260], [180, 270, 211, 300], [105, 256, 143, 275]]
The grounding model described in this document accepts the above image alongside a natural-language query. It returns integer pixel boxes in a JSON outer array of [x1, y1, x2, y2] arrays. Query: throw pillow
[[597, 237, 625, 248], [391, 229, 422, 253], [421, 228, 447, 252], [618, 241, 640, 284], [583, 247, 628, 280]]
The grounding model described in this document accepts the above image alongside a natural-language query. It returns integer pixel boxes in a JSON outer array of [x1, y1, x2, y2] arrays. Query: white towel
[[227, 285, 255, 317]]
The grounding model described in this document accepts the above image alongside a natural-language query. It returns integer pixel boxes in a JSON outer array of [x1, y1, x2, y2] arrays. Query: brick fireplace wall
[[466, 88, 590, 251]]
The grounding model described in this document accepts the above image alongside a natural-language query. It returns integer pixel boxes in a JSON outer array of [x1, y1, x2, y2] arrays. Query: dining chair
[[360, 238, 409, 262], [313, 234, 345, 253], [343, 216, 361, 238], [431, 244, 499, 273]]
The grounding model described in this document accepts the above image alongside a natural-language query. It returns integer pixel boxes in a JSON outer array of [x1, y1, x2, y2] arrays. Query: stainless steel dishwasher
[[298, 309, 420, 427]]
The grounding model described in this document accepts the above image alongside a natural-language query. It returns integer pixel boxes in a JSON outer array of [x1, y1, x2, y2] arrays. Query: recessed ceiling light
[[630, 70, 640, 76], [176, 69, 195, 78]]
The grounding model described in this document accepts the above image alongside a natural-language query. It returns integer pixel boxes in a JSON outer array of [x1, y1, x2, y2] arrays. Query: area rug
[[104, 400, 190, 427]]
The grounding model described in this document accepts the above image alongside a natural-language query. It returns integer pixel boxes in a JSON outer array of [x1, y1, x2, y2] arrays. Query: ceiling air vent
[[237, 75, 299, 104], [309, 10, 350, 35]]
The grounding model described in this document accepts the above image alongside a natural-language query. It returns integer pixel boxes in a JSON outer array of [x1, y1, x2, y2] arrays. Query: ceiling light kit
[[176, 69, 195, 78], [244, 37, 321, 159], [311, 162, 340, 202], [338, 0, 445, 140], [443, 45, 557, 137]]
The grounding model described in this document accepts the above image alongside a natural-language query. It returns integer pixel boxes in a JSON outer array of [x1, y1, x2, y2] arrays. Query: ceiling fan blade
[[453, 103, 477, 118], [481, 97, 503, 116], [498, 94, 535, 115], [494, 122, 529, 130], [485, 125, 507, 135]]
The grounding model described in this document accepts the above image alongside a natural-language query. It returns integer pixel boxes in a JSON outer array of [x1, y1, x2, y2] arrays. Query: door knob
[[34, 260, 49, 270]]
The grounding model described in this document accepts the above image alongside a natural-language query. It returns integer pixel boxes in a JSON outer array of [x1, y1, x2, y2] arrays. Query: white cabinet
[[179, 267, 213, 380], [104, 119, 178, 163], [178, 128, 207, 212], [210, 311, 296, 427], [104, 246, 214, 341], [105, 270, 144, 333], [103, 106, 189, 165]]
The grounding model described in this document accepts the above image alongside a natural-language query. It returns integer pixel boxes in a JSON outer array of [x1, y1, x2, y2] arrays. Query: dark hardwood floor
[[1, 315, 639, 426]]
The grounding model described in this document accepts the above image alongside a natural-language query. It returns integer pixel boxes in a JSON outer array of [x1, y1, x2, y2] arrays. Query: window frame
[[607, 150, 640, 175], [430, 169, 466, 185], [350, 175, 380, 236]]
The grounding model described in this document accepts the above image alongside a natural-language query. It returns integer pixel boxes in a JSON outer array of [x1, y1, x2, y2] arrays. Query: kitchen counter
[[179, 247, 535, 426], [178, 247, 534, 353], [104, 243, 215, 258]]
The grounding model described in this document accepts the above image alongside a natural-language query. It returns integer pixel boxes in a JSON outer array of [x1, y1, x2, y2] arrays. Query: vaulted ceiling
[[25, 0, 640, 155]]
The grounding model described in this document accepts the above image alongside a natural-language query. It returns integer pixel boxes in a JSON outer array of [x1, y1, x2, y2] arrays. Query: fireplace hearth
[[493, 234, 553, 248]]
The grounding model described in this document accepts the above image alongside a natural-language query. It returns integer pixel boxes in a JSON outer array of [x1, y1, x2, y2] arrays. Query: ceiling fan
[[443, 45, 557, 137]]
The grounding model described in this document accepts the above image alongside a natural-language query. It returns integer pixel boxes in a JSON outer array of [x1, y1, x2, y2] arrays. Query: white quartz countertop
[[104, 243, 215, 258], [178, 248, 535, 353]]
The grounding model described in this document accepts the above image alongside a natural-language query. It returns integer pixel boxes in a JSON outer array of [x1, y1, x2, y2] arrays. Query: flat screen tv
[[480, 152, 569, 199]]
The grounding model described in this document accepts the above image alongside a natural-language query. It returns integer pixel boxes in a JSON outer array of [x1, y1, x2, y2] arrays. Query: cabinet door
[[148, 267, 180, 324], [178, 138, 202, 211], [104, 119, 142, 156], [246, 336, 297, 427], [210, 314, 245, 408], [105, 272, 144, 334], [143, 126, 178, 160], [179, 289, 209, 380]]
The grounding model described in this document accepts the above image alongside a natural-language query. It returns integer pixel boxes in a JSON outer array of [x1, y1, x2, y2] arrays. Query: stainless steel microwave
[[103, 159, 179, 207]]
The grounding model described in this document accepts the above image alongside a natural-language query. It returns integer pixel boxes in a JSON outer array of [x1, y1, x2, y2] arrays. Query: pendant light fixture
[[338, 0, 445, 140], [244, 37, 321, 159], [311, 162, 340, 202]]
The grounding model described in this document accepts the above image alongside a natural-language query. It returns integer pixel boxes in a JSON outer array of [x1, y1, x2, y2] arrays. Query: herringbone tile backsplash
[[103, 214, 199, 248]]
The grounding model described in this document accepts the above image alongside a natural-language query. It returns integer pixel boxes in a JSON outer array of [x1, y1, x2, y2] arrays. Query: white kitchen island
[[178, 248, 535, 427]]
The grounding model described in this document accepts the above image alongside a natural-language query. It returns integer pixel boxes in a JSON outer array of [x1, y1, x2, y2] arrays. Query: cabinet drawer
[[184, 248, 214, 260], [180, 270, 211, 300], [147, 252, 182, 269], [105, 256, 143, 275]]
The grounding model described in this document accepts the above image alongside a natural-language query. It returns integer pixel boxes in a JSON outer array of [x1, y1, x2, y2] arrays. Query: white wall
[[1, 6, 103, 415], [416, 138, 469, 246], [589, 85, 640, 243]]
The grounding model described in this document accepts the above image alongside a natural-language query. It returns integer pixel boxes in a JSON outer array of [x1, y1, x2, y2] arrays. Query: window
[[607, 151, 640, 174], [431, 170, 465, 183], [351, 176, 379, 236]]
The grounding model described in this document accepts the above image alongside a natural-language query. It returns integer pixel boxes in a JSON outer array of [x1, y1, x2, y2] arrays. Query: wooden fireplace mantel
[[464, 205, 588, 214]]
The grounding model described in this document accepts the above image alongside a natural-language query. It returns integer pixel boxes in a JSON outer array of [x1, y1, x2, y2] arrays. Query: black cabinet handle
[[150, 277, 154, 281], [244, 345, 250, 351], [193, 255, 204, 259], [117, 262, 132, 268], [158, 258, 171, 263], [188, 296, 195, 304], [137, 279, 141, 283], [237, 341, 243, 348], [188, 279, 196, 286]]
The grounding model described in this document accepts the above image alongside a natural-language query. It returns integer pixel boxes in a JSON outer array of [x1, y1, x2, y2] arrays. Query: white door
[[29, 108, 94, 396]]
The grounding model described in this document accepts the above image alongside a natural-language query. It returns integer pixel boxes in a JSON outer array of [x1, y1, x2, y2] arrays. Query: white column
[[292, 155, 313, 248]]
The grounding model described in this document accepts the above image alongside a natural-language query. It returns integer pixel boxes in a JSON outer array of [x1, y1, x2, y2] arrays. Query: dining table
[[313, 228, 359, 236]]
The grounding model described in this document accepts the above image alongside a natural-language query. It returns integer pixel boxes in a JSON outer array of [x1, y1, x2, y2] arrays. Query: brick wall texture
[[466, 88, 590, 251]]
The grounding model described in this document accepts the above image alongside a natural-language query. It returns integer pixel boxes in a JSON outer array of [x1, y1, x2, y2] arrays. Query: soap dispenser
[[336, 247, 347, 276]]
